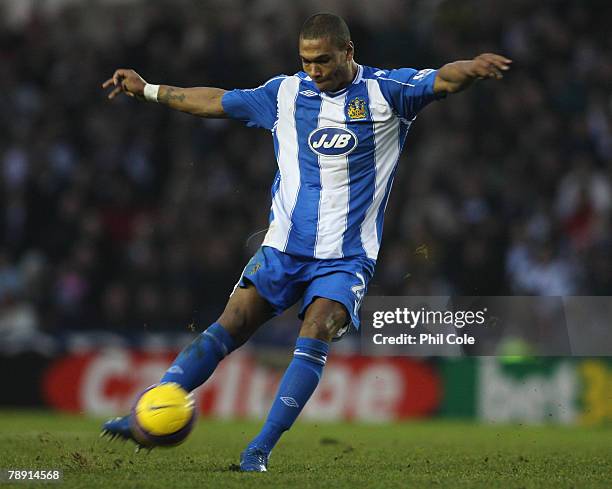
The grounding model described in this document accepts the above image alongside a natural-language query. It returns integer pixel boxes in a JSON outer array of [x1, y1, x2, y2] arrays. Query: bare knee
[[300, 298, 348, 342]]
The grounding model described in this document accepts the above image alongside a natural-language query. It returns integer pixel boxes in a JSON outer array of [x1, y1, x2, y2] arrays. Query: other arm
[[101, 69, 227, 118], [433, 53, 512, 95]]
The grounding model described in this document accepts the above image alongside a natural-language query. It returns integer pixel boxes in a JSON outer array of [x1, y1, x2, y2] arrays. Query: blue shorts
[[236, 246, 375, 338]]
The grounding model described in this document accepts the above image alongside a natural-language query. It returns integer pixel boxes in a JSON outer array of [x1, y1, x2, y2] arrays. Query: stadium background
[[1, 0, 611, 429]]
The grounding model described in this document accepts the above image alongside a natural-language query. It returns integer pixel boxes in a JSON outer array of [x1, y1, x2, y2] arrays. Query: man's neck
[[343, 61, 359, 88], [350, 61, 359, 81], [326, 62, 359, 94]]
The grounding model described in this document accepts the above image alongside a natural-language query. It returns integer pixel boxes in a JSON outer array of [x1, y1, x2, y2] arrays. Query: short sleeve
[[221, 75, 287, 130], [376, 68, 444, 120]]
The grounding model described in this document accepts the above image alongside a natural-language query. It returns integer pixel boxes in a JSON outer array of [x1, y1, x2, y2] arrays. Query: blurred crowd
[[1, 0, 611, 338]]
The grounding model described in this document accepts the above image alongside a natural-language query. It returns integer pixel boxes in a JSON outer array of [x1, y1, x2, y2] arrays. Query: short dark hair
[[299, 13, 351, 49]]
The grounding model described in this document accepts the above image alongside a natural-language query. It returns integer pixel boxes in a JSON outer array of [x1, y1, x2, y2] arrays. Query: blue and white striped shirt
[[222, 64, 442, 260]]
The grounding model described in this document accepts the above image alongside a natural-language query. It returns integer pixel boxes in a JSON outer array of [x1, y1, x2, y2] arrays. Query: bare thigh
[[299, 297, 348, 342], [216, 283, 275, 346]]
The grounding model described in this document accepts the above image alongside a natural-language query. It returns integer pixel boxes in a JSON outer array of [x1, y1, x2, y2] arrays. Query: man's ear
[[346, 41, 355, 61]]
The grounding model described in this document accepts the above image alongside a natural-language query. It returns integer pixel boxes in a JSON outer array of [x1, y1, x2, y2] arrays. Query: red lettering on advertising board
[[42, 349, 440, 420]]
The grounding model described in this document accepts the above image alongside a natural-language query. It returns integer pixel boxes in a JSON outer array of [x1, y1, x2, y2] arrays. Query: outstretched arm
[[433, 53, 512, 94], [101, 69, 227, 118]]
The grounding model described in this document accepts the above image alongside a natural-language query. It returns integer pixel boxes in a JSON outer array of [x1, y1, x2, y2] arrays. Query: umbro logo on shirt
[[299, 90, 319, 97]]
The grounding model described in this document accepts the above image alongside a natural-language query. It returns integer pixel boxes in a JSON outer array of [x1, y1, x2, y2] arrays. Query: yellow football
[[131, 382, 196, 447]]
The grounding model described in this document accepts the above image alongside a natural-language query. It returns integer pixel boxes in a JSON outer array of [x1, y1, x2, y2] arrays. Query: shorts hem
[[238, 275, 284, 317]]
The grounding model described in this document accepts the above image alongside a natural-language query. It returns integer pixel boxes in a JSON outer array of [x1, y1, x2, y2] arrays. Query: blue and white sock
[[247, 336, 329, 454], [160, 322, 236, 392]]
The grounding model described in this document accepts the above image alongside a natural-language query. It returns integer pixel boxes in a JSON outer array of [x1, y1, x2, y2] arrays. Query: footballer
[[101, 13, 511, 471]]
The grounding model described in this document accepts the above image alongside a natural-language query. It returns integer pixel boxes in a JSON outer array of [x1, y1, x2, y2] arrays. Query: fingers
[[113, 71, 124, 86], [101, 77, 114, 89], [482, 53, 512, 64], [486, 62, 504, 79], [102, 69, 129, 100], [102, 70, 125, 88], [107, 86, 123, 100], [475, 53, 512, 80], [489, 55, 512, 74], [482, 54, 512, 70]]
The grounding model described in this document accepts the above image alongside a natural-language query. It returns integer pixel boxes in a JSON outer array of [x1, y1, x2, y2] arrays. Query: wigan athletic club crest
[[346, 97, 368, 120], [246, 262, 261, 275]]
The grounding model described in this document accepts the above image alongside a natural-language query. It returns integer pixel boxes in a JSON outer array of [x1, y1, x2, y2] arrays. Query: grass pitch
[[0, 411, 610, 488]]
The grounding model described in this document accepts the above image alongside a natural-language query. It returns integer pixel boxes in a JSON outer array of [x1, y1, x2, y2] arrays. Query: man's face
[[299, 36, 353, 92]]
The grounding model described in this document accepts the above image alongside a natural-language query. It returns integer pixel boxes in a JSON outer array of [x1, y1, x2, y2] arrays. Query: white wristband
[[143, 83, 160, 103]]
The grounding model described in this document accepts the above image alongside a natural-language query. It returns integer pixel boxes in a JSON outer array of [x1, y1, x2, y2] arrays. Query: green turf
[[0, 411, 610, 488]]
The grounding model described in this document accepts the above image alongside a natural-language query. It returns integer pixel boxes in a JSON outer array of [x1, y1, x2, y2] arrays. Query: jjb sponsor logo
[[308, 127, 358, 157]]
